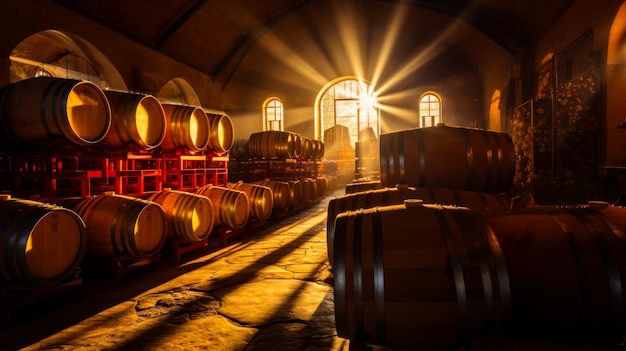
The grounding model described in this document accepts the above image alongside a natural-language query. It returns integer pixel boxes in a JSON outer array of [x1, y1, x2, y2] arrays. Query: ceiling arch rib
[[211, 0, 316, 87], [154, 0, 210, 48]]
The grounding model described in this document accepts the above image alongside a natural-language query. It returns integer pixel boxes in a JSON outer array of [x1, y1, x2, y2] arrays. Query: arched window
[[263, 98, 284, 131], [537, 54, 555, 98], [418, 92, 442, 127], [9, 30, 123, 88], [315, 77, 379, 146], [489, 89, 501, 131]]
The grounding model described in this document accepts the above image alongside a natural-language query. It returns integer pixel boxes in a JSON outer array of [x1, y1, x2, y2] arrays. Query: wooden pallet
[[168, 237, 209, 263], [109, 253, 162, 282]]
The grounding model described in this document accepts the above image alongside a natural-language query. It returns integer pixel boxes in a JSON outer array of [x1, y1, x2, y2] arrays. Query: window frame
[[418, 92, 442, 128], [263, 97, 284, 131]]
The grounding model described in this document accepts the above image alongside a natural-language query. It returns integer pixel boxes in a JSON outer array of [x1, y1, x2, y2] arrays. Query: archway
[[314, 76, 379, 146], [606, 1, 626, 165], [9, 30, 125, 89]]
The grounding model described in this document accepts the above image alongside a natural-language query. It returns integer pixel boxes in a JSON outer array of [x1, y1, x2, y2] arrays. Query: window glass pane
[[419, 93, 441, 127], [264, 98, 283, 131], [319, 79, 379, 147]]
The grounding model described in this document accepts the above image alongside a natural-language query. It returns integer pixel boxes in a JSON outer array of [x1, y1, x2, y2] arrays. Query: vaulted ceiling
[[50, 0, 574, 86]]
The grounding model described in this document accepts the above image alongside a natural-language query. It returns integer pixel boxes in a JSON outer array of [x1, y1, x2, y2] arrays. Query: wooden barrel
[[160, 104, 210, 153], [229, 138, 252, 159], [0, 77, 111, 146], [315, 139, 325, 159], [102, 90, 166, 150], [327, 185, 511, 265], [196, 185, 250, 229], [335, 201, 626, 348], [306, 178, 319, 201], [0, 196, 86, 286], [248, 131, 295, 159], [146, 189, 214, 242], [333, 200, 511, 350], [288, 180, 303, 208], [301, 137, 314, 160], [316, 176, 328, 197], [345, 180, 381, 194], [206, 113, 235, 156], [379, 125, 515, 193], [255, 179, 290, 211], [73, 192, 167, 258], [487, 204, 626, 340], [228, 181, 274, 221], [291, 132, 302, 159]]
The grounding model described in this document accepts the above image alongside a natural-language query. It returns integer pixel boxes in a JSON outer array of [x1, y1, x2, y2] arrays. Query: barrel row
[[0, 186, 247, 286], [0, 77, 235, 155], [231, 131, 325, 160], [332, 198, 626, 349], [0, 173, 337, 287]]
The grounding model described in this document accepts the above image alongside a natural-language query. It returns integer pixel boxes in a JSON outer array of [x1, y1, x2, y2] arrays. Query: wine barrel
[[230, 139, 252, 159], [73, 192, 167, 258], [291, 132, 302, 159], [316, 177, 328, 197], [146, 189, 214, 242], [345, 180, 381, 194], [228, 181, 274, 221], [0, 77, 111, 146], [302, 178, 320, 202], [102, 90, 166, 150], [255, 179, 290, 211], [333, 200, 511, 350], [334, 201, 626, 349], [0, 196, 86, 286], [315, 139, 325, 159], [379, 125, 515, 193], [248, 131, 296, 159], [206, 113, 235, 156], [160, 104, 210, 153], [196, 185, 250, 229], [327, 184, 511, 265], [488, 204, 626, 340], [288, 180, 304, 208], [301, 137, 314, 160]]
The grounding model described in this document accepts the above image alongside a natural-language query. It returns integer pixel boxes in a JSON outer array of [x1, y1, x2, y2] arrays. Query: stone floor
[[1, 190, 353, 351]]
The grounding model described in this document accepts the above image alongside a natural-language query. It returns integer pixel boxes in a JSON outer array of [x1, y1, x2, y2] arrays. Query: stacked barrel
[[0, 77, 241, 290], [0, 77, 335, 298], [330, 124, 626, 350], [228, 130, 336, 213]]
